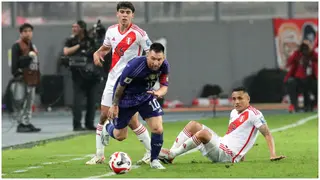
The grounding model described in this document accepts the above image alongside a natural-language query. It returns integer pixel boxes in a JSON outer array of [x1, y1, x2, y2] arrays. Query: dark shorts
[[112, 97, 164, 129]]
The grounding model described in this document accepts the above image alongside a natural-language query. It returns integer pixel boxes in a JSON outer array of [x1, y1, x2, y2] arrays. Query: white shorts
[[197, 125, 233, 163], [101, 74, 117, 107]]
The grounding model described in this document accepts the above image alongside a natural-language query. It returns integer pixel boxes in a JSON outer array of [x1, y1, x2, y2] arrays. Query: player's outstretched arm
[[147, 85, 168, 98], [258, 124, 286, 161]]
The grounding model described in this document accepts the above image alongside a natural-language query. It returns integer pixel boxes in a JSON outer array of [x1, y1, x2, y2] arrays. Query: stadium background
[[1, 2, 319, 178], [2, 2, 318, 108]]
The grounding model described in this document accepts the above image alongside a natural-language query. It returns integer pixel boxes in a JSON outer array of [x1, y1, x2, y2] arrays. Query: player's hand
[[93, 52, 103, 67], [107, 105, 119, 120], [270, 155, 286, 161], [147, 90, 163, 98]]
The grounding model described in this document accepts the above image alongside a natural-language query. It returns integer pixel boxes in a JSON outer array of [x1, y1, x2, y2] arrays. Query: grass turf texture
[[2, 113, 318, 178]]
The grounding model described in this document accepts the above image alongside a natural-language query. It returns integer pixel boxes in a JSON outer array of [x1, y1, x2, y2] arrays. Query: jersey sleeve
[[159, 60, 170, 86], [103, 29, 112, 47], [137, 31, 152, 52], [250, 112, 267, 129], [118, 59, 141, 86]]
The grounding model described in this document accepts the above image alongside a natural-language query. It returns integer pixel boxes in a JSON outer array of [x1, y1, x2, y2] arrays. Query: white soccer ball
[[109, 152, 132, 174]]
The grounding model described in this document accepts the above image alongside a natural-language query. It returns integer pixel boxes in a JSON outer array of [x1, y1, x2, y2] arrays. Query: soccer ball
[[109, 152, 132, 174]]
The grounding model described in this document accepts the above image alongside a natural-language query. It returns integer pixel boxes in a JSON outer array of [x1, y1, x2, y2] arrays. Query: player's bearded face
[[117, 8, 134, 26], [147, 51, 165, 71], [231, 91, 250, 112]]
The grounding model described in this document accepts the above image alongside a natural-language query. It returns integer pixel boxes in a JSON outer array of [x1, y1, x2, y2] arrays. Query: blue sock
[[106, 122, 115, 139], [151, 133, 163, 162]]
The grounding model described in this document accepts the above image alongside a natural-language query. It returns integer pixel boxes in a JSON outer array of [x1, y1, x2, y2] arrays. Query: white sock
[[170, 127, 192, 150], [171, 136, 201, 157], [96, 123, 104, 157], [133, 124, 151, 152]]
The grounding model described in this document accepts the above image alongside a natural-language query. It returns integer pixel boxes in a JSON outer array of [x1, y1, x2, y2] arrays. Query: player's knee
[[195, 129, 212, 144], [150, 126, 163, 134], [114, 133, 127, 141], [117, 136, 127, 141], [185, 120, 202, 136]]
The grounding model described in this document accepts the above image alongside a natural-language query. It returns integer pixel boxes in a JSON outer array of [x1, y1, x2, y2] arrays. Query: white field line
[[84, 165, 140, 178], [9, 154, 94, 174], [85, 114, 318, 178]]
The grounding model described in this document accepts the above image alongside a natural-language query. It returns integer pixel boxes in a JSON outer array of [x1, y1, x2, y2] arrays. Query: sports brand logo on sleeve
[[146, 39, 152, 47], [259, 117, 266, 124], [124, 77, 133, 84]]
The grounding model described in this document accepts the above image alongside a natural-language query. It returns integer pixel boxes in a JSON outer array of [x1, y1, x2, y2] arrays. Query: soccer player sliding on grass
[[159, 87, 286, 164]]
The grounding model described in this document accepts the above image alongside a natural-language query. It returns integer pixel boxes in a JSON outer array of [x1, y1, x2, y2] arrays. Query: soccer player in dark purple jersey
[[104, 42, 169, 169]]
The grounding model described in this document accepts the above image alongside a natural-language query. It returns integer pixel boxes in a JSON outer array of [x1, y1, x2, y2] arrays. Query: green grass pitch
[[2, 112, 318, 178]]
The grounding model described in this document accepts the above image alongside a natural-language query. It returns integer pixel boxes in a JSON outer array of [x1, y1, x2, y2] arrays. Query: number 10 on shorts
[[149, 99, 161, 111]]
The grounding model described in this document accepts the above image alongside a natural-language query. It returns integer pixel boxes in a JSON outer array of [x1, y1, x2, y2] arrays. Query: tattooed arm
[[112, 84, 126, 106], [108, 65, 134, 119], [258, 124, 286, 161], [108, 83, 126, 119]]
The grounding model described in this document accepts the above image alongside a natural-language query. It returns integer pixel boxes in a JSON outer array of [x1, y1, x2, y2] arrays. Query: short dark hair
[[19, 23, 33, 33], [76, 20, 87, 30], [117, 2, 135, 13], [150, 42, 165, 54], [232, 87, 248, 93]]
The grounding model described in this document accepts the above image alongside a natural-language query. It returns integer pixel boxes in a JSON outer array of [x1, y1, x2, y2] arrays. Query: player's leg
[[159, 123, 218, 163], [286, 77, 299, 112], [104, 105, 140, 142], [199, 131, 231, 163], [139, 98, 165, 169], [86, 81, 113, 165], [87, 104, 134, 165], [161, 129, 212, 161], [170, 120, 203, 149], [157, 120, 202, 163], [128, 113, 151, 165]]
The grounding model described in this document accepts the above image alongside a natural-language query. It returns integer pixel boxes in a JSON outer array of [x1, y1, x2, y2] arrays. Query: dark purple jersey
[[113, 56, 169, 108]]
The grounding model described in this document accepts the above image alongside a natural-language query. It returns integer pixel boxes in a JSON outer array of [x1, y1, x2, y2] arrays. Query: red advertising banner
[[273, 18, 318, 70]]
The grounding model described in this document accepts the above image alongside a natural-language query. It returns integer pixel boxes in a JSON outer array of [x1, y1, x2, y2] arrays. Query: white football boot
[[85, 155, 105, 165], [136, 151, 151, 165], [158, 148, 175, 164], [150, 159, 166, 169]]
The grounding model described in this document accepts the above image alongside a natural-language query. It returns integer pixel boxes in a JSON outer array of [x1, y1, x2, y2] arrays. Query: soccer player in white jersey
[[86, 2, 153, 165], [159, 87, 286, 164]]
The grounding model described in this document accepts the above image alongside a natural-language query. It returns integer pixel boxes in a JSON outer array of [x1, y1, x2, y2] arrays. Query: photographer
[[10, 23, 41, 133], [62, 20, 101, 131], [284, 39, 318, 112]]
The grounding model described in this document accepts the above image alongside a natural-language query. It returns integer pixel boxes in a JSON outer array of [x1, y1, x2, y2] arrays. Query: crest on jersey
[[124, 77, 133, 84], [149, 74, 157, 80], [127, 37, 131, 45]]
